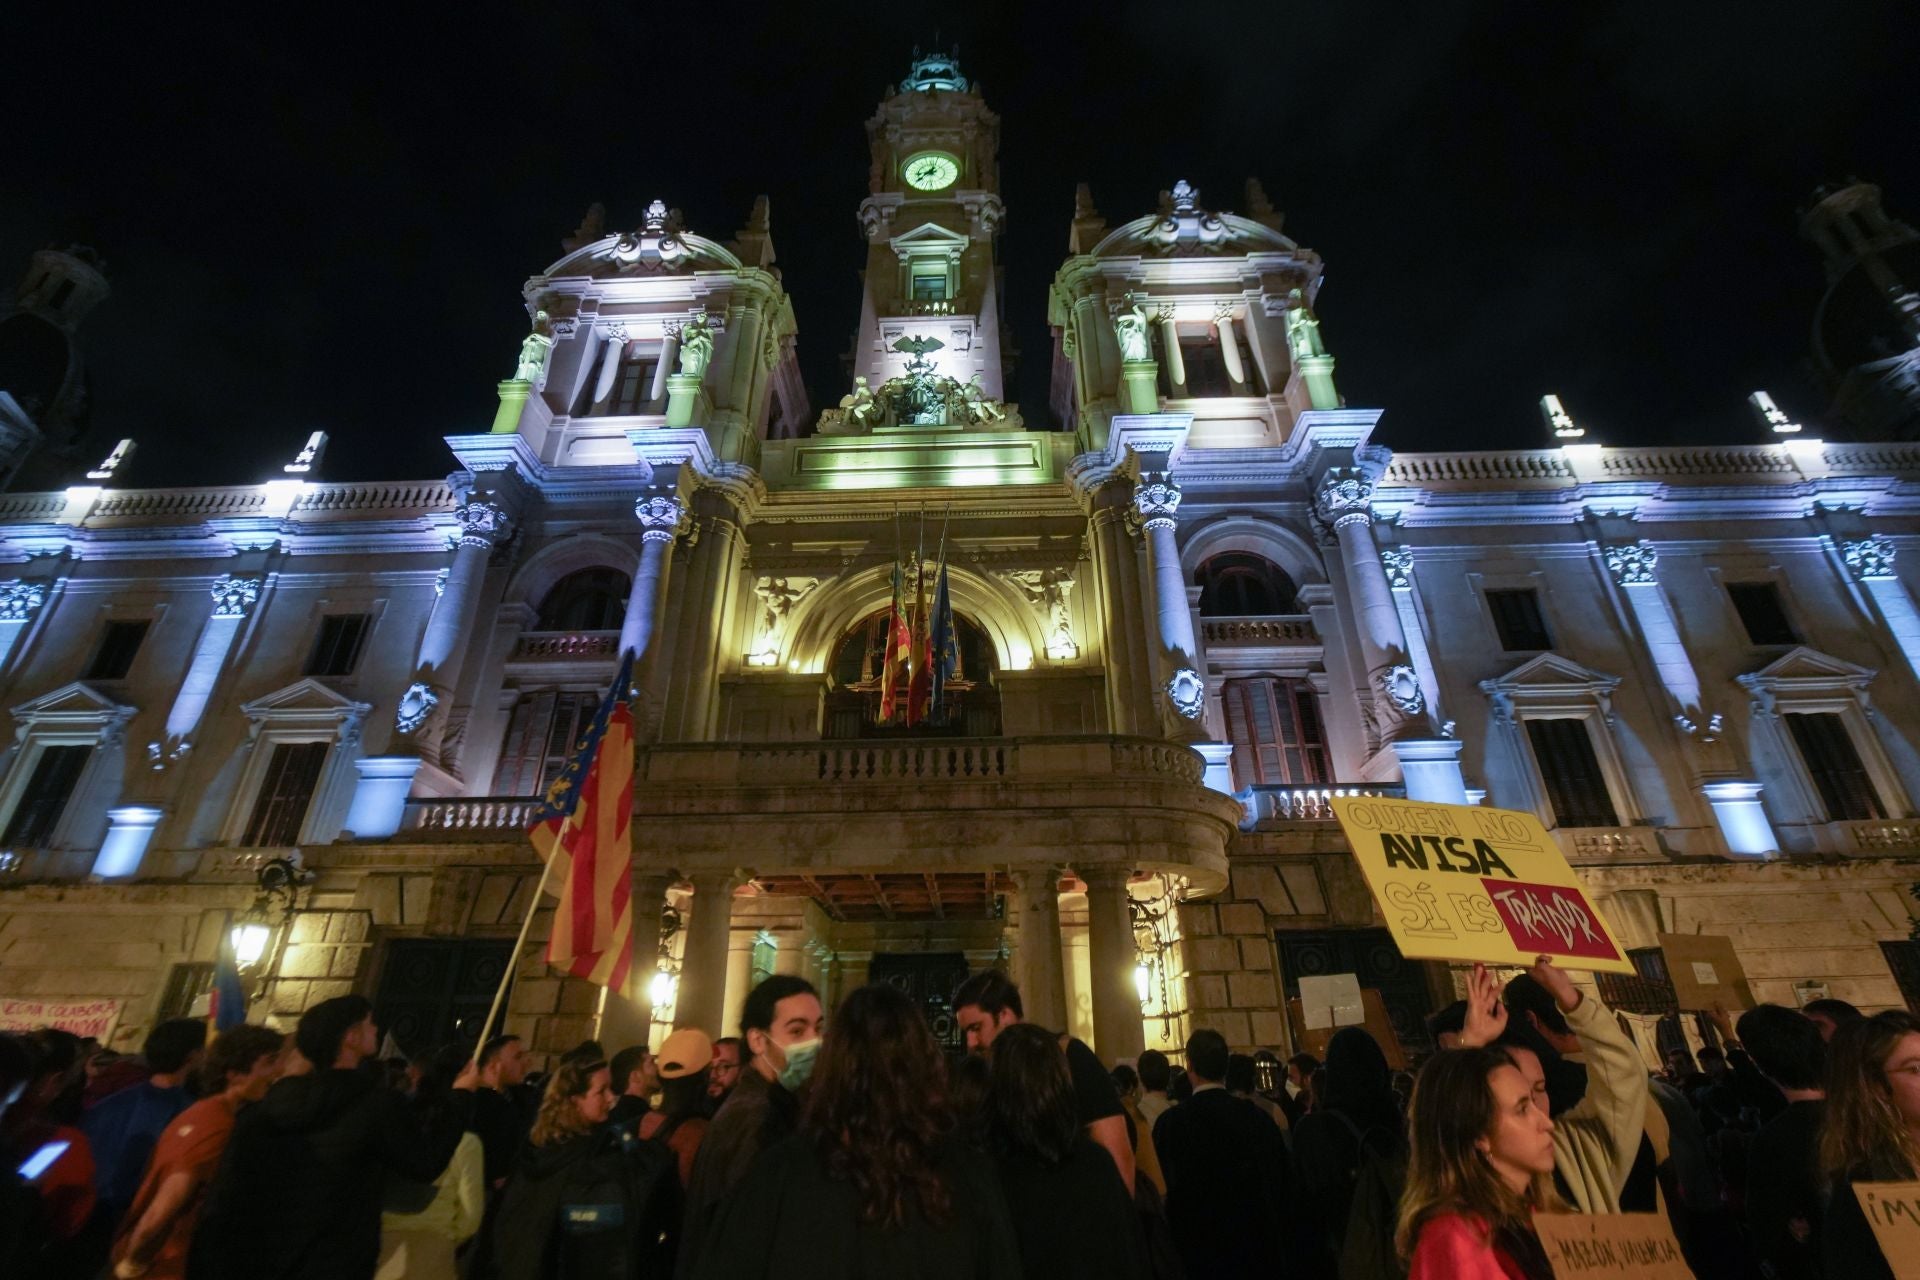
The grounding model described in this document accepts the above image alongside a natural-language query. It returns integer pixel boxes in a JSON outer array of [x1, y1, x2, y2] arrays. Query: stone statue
[[1113, 296, 1152, 363], [962, 374, 1006, 422], [1006, 568, 1076, 657], [1074, 182, 1097, 220], [1285, 288, 1325, 361], [561, 202, 605, 252], [839, 375, 879, 426], [514, 311, 555, 384], [677, 314, 715, 377]]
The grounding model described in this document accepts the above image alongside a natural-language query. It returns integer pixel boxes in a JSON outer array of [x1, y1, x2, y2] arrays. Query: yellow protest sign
[[1532, 1212, 1695, 1280], [1330, 795, 1634, 974], [1852, 1181, 1920, 1280]]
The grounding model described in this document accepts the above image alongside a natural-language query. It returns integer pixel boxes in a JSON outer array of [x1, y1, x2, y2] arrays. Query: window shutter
[[1, 745, 92, 846], [492, 691, 558, 796], [242, 742, 330, 847], [1525, 718, 1619, 828], [1786, 712, 1885, 822]]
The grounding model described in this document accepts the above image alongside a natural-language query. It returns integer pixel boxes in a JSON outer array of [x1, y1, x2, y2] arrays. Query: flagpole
[[471, 847, 562, 1055]]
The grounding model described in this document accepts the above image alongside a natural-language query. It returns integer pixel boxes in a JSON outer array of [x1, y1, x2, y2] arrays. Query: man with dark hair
[[462, 1032, 533, 1186], [82, 1017, 207, 1225], [1278, 1051, 1319, 1123], [1150, 1028, 1291, 1275], [951, 968, 1135, 1193], [1136, 1048, 1174, 1127], [1735, 1004, 1830, 1280], [608, 1043, 658, 1126], [111, 1025, 283, 1280], [678, 974, 822, 1279], [706, 1035, 743, 1105], [1426, 1000, 1468, 1050], [1802, 996, 1863, 1043], [190, 995, 469, 1280]]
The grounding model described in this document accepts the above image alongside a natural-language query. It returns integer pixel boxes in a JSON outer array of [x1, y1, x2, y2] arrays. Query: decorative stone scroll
[[1844, 535, 1898, 581]]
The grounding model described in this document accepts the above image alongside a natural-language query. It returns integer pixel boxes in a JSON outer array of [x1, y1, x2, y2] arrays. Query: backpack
[[1324, 1110, 1409, 1280], [495, 1126, 679, 1280]]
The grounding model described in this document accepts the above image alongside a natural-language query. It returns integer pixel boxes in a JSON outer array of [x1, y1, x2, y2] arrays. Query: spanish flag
[[878, 561, 912, 722], [536, 650, 636, 991]]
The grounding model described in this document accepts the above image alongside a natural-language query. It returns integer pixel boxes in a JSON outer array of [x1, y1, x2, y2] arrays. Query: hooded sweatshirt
[[188, 1069, 466, 1280], [491, 1124, 678, 1280]]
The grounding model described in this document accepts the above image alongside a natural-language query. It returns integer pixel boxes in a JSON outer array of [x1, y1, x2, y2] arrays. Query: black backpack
[[1324, 1110, 1409, 1280], [495, 1125, 679, 1280]]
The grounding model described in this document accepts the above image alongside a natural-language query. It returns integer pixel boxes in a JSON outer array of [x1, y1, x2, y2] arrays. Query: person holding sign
[[1397, 1046, 1563, 1280], [1455, 958, 1652, 1217], [1818, 1009, 1920, 1280]]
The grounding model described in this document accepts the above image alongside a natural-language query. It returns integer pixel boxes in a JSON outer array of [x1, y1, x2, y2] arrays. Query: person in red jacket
[[1397, 1046, 1562, 1280]]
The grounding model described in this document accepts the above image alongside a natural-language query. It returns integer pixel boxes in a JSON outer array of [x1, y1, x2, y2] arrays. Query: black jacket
[[691, 1132, 1022, 1279], [492, 1124, 679, 1280], [1152, 1087, 1292, 1276], [994, 1135, 1149, 1280], [189, 1068, 466, 1280], [676, 1069, 798, 1280]]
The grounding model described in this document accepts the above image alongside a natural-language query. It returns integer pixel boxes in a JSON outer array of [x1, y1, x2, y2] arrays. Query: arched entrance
[[822, 608, 1001, 738]]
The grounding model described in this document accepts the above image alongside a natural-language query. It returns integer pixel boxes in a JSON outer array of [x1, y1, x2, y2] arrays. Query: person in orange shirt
[[109, 1026, 284, 1280]]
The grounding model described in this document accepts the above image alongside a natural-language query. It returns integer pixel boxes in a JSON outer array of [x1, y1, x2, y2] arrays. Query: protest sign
[[1298, 972, 1364, 1030], [0, 997, 122, 1041], [1533, 1212, 1694, 1280], [1659, 933, 1754, 1011], [1330, 795, 1633, 974], [1852, 1181, 1920, 1280], [1286, 988, 1408, 1069]]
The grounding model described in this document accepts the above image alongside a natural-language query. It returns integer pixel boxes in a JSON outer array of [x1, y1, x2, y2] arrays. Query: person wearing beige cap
[[637, 1028, 713, 1188]]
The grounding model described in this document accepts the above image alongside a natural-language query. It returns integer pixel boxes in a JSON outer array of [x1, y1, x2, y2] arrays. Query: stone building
[[2, 53, 1918, 1067]]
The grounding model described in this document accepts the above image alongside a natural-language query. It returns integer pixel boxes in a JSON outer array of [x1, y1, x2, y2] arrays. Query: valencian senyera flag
[[536, 649, 637, 991], [929, 554, 957, 723], [879, 560, 912, 722]]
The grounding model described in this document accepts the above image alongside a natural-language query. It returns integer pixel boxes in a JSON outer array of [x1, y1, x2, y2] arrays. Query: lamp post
[[230, 857, 306, 999]]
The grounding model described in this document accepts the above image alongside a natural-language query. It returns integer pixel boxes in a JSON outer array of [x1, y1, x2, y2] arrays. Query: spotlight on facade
[[230, 921, 271, 969], [86, 438, 136, 481], [284, 430, 329, 474], [649, 969, 678, 1010], [1540, 394, 1584, 440]]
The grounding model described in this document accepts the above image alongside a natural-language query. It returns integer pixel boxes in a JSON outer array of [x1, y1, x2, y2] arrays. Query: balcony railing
[[1235, 782, 1405, 828], [1200, 615, 1318, 646], [402, 797, 541, 835], [509, 631, 621, 662], [1840, 819, 1920, 855]]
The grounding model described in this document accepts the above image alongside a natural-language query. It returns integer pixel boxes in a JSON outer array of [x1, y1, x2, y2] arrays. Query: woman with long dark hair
[[1289, 1025, 1408, 1276], [1397, 1048, 1560, 1280], [1819, 1010, 1920, 1279], [694, 983, 1021, 1278], [983, 1023, 1149, 1279]]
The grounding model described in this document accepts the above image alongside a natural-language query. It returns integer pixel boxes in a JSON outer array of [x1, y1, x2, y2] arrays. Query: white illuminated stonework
[[2, 52, 1918, 1065]]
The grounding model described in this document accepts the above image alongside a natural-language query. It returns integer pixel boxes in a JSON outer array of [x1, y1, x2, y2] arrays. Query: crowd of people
[[0, 961, 1912, 1279]]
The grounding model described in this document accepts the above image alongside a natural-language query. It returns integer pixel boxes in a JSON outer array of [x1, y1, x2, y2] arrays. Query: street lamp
[[230, 921, 271, 969]]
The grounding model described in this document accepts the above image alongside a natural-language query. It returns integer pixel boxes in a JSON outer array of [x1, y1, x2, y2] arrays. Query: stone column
[[1158, 314, 1186, 393], [651, 331, 678, 404], [675, 872, 738, 1033], [618, 492, 686, 672], [661, 488, 746, 742], [1089, 479, 1153, 736], [1314, 467, 1428, 744], [1080, 867, 1145, 1064], [492, 380, 532, 433], [599, 873, 672, 1049], [150, 573, 263, 768], [1134, 475, 1204, 727], [1843, 535, 1920, 684], [1010, 866, 1068, 1032], [590, 331, 626, 408], [1215, 309, 1248, 387]]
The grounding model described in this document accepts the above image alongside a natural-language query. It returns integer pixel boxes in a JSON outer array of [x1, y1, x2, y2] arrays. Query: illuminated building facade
[[2, 54, 1918, 1065]]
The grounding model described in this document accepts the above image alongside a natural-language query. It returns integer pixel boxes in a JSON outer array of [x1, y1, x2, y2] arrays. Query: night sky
[[7, 3, 1917, 489]]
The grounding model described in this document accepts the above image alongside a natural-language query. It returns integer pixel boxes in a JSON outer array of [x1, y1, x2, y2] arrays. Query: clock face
[[903, 153, 960, 192]]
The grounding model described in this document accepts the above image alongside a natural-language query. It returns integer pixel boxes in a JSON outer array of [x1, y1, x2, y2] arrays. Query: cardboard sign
[[1852, 1182, 1920, 1280], [1298, 973, 1365, 1031], [1659, 933, 1755, 1011], [1286, 988, 1409, 1069], [1533, 1212, 1695, 1280], [0, 997, 122, 1041], [1330, 795, 1633, 974]]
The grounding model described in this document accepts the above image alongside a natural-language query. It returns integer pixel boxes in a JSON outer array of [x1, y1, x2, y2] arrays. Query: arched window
[[822, 607, 1000, 738], [535, 567, 630, 632], [1194, 553, 1296, 617]]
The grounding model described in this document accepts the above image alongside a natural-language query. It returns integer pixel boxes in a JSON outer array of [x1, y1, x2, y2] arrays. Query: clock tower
[[847, 50, 1009, 402]]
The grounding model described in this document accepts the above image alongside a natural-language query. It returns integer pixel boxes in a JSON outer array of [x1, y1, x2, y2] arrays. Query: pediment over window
[[887, 222, 971, 260], [239, 679, 372, 740], [11, 681, 135, 724], [1738, 645, 1875, 692], [1479, 654, 1621, 722]]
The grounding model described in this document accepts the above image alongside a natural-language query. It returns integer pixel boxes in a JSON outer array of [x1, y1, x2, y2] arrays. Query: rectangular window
[[608, 355, 661, 415], [492, 692, 600, 796], [1171, 332, 1265, 397], [1786, 712, 1885, 821], [1486, 589, 1552, 651], [305, 614, 371, 677], [910, 268, 948, 302], [241, 741, 330, 847], [1726, 582, 1798, 646], [1, 745, 91, 846], [85, 620, 150, 680], [1525, 717, 1620, 828], [1222, 677, 1330, 789]]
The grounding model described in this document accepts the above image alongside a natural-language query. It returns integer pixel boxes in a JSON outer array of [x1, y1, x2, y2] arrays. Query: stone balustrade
[[1235, 782, 1405, 828], [1199, 615, 1319, 646], [509, 631, 622, 661], [401, 796, 542, 836], [1558, 826, 1665, 865], [1840, 819, 1920, 855]]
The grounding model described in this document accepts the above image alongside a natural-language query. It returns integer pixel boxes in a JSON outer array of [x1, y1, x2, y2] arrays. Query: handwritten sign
[[1852, 1181, 1920, 1280], [1533, 1212, 1695, 1280], [1298, 973, 1365, 1031], [1331, 795, 1633, 974], [0, 997, 123, 1041], [1659, 933, 1755, 1011], [1286, 988, 1408, 1069]]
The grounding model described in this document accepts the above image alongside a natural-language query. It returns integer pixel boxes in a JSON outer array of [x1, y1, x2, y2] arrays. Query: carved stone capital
[[209, 574, 263, 618], [455, 498, 512, 550], [0, 581, 47, 622], [1603, 539, 1659, 586], [1844, 535, 1898, 581], [635, 493, 689, 543], [1382, 547, 1414, 590], [1314, 468, 1375, 529], [1133, 474, 1182, 530]]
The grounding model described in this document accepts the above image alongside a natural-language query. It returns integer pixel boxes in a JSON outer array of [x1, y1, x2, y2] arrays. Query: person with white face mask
[[675, 975, 823, 1280]]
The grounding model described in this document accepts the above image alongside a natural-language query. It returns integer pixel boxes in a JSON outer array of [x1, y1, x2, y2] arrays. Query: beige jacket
[[1551, 994, 1650, 1214]]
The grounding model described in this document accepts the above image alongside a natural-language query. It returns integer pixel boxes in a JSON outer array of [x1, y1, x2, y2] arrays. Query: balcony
[[508, 631, 620, 663], [1235, 783, 1405, 830], [1553, 826, 1665, 865], [1200, 615, 1319, 648]]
